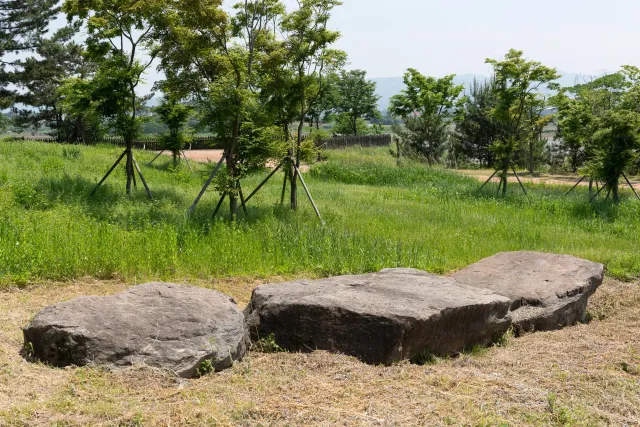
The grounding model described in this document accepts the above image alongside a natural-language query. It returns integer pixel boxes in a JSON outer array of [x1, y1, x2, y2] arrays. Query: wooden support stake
[[188, 152, 226, 215], [622, 173, 640, 200], [148, 150, 165, 165], [212, 192, 227, 219], [90, 149, 128, 197], [565, 175, 587, 195], [132, 154, 153, 200], [589, 177, 617, 203], [244, 162, 283, 204], [181, 150, 193, 172], [510, 162, 527, 195], [293, 163, 323, 224], [237, 180, 248, 216], [479, 169, 500, 191], [280, 170, 288, 205]]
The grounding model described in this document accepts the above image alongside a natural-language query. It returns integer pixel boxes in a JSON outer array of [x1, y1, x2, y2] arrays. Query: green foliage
[[252, 333, 284, 353], [410, 349, 438, 365], [454, 78, 505, 167], [485, 49, 560, 192], [155, 97, 193, 166], [389, 69, 464, 164], [333, 69, 380, 135], [332, 113, 369, 136], [197, 359, 214, 377]]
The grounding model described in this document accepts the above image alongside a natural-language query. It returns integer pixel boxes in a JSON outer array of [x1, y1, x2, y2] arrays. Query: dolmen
[[24, 251, 604, 375], [23, 283, 248, 378], [245, 252, 604, 364]]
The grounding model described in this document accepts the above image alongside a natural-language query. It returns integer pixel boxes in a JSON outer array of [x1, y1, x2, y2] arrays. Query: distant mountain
[[371, 72, 593, 112]]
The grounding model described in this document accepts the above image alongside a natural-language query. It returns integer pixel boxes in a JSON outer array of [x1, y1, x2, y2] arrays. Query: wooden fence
[[316, 134, 392, 149], [18, 133, 392, 151]]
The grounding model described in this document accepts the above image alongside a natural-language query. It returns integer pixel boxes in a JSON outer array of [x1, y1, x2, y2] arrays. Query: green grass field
[[0, 140, 639, 288]]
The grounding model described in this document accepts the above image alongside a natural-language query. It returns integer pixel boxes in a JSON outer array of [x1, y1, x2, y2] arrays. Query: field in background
[[1, 141, 640, 286]]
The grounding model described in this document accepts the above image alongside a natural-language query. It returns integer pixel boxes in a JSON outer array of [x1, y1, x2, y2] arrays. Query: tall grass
[[0, 141, 638, 287]]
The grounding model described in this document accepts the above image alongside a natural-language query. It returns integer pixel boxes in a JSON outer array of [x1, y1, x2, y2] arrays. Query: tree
[[155, 0, 286, 218], [389, 69, 464, 164], [332, 112, 369, 136], [154, 97, 192, 167], [11, 23, 101, 142], [454, 77, 504, 167], [584, 66, 640, 204], [63, 0, 159, 196], [552, 92, 593, 172], [485, 49, 560, 194], [333, 69, 379, 135], [282, 0, 345, 209], [1, 0, 60, 108]]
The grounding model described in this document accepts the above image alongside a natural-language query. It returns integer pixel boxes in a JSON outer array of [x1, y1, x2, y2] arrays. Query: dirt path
[[159, 149, 311, 172], [458, 169, 640, 190]]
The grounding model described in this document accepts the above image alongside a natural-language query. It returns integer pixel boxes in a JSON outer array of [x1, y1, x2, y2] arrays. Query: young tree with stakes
[[481, 49, 560, 195], [281, 0, 345, 210], [63, 0, 159, 198]]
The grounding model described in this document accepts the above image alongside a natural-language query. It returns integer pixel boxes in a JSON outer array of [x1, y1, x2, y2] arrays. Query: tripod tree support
[[132, 154, 153, 200], [148, 150, 165, 166], [589, 176, 617, 203], [181, 151, 193, 172], [622, 173, 640, 200], [565, 175, 587, 195], [479, 169, 500, 191], [90, 149, 153, 199], [509, 162, 527, 195], [293, 163, 323, 224], [237, 180, 248, 216], [212, 192, 227, 218], [188, 152, 227, 215], [244, 162, 283, 204]]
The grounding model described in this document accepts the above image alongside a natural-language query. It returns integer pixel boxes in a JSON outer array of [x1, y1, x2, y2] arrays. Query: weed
[[252, 333, 284, 353], [197, 359, 214, 377], [411, 348, 438, 365]]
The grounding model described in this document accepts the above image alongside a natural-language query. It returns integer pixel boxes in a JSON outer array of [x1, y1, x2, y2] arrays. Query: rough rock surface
[[244, 268, 512, 365], [452, 252, 604, 333], [23, 283, 247, 378]]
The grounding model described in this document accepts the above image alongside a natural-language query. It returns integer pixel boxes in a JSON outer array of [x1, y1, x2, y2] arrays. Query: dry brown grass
[[1, 277, 639, 426]]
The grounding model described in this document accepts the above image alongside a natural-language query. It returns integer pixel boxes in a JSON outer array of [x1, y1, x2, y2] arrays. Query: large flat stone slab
[[244, 268, 512, 365], [23, 283, 248, 378], [452, 252, 605, 333]]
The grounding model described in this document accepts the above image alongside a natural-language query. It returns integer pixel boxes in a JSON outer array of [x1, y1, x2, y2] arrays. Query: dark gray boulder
[[23, 283, 248, 378], [244, 268, 512, 365], [452, 251, 605, 333]]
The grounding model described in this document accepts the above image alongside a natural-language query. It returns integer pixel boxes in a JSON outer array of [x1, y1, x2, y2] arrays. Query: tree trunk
[[501, 168, 508, 196], [227, 117, 241, 220], [173, 149, 179, 168], [589, 179, 593, 193], [125, 139, 134, 195], [612, 177, 620, 204], [291, 114, 304, 210], [528, 140, 534, 174]]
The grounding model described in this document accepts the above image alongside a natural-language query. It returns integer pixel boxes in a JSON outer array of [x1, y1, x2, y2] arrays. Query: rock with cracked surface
[[244, 268, 512, 365], [23, 283, 247, 378], [452, 251, 605, 333]]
